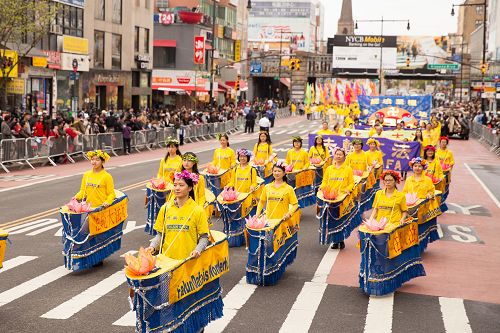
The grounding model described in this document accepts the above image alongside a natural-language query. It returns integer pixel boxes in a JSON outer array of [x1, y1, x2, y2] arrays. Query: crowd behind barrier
[[0, 118, 247, 173], [471, 121, 500, 156]]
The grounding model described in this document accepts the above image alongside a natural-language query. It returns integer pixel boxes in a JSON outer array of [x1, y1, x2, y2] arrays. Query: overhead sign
[[194, 36, 205, 65], [427, 63, 460, 70], [250, 1, 312, 18], [62, 35, 89, 54], [397, 36, 449, 69], [32, 56, 48, 67], [250, 60, 263, 74]]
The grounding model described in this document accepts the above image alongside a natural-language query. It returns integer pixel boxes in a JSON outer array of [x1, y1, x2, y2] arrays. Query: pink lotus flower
[[254, 158, 265, 166], [207, 164, 220, 174], [150, 178, 166, 190], [222, 187, 239, 201], [353, 169, 364, 177], [363, 217, 388, 231], [405, 192, 419, 206], [441, 163, 451, 171], [285, 164, 294, 173], [426, 172, 440, 184], [66, 198, 92, 213], [322, 186, 339, 200], [245, 215, 268, 229], [124, 247, 156, 276], [310, 157, 322, 165]]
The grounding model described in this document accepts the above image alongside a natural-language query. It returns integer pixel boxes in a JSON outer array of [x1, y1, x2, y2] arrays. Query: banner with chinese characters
[[308, 134, 421, 172], [194, 36, 205, 65], [358, 95, 432, 126]]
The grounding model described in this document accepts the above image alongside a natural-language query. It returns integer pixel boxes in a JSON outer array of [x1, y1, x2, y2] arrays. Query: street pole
[[379, 16, 384, 94], [460, 38, 464, 103], [278, 29, 283, 100], [209, 0, 217, 109], [481, 0, 487, 112]]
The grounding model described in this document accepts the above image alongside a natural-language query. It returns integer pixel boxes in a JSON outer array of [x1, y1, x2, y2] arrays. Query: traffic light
[[480, 63, 488, 74], [235, 75, 241, 91], [406, 57, 410, 67], [296, 58, 301, 71], [289, 58, 296, 71]]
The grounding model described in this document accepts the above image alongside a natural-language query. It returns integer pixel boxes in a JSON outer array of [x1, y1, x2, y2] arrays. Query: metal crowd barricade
[[26, 136, 55, 168], [183, 125, 197, 143], [132, 130, 148, 152], [0, 138, 30, 173], [145, 130, 157, 150], [67, 134, 85, 160], [48, 136, 75, 164]]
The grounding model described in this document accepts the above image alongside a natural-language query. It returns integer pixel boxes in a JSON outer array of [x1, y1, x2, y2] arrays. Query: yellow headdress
[[87, 150, 110, 163]]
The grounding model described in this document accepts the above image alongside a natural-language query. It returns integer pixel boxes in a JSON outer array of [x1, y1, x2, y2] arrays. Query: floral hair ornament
[[216, 133, 227, 140], [409, 157, 428, 170], [165, 137, 180, 146], [236, 148, 252, 158], [182, 152, 199, 164], [424, 145, 436, 152], [292, 136, 303, 142], [439, 136, 449, 143], [367, 138, 380, 147], [87, 150, 110, 163], [174, 170, 199, 185], [273, 159, 288, 169], [380, 170, 402, 184], [352, 139, 363, 146], [332, 146, 346, 155]]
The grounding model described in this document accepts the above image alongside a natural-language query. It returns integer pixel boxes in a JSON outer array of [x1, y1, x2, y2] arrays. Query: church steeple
[[337, 0, 354, 35]]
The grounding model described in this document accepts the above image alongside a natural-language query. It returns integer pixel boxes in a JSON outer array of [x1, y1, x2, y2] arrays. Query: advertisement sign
[[250, 1, 312, 18], [158, 12, 174, 25], [62, 35, 89, 54], [234, 40, 241, 62], [152, 70, 209, 91], [194, 36, 205, 65], [61, 53, 90, 72], [0, 50, 18, 77], [358, 95, 433, 124], [42, 50, 61, 69], [6, 78, 25, 94], [396, 36, 449, 69], [331, 35, 397, 70], [249, 60, 263, 74], [32, 56, 48, 68]]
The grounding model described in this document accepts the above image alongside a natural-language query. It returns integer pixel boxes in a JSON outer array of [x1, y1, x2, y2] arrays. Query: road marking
[[41, 271, 125, 319], [464, 163, 500, 209], [4, 218, 57, 232], [448, 203, 482, 215], [27, 223, 61, 236], [123, 221, 145, 235], [205, 276, 258, 333], [363, 293, 394, 333], [0, 256, 38, 273], [437, 223, 444, 239], [279, 249, 339, 332], [54, 227, 63, 237], [0, 266, 71, 307], [120, 250, 138, 258], [113, 310, 136, 326], [1, 209, 60, 229], [8, 219, 59, 234], [439, 297, 472, 333]]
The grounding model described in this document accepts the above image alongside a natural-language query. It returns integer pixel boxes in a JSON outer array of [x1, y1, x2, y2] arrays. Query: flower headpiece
[[165, 137, 180, 146], [380, 170, 402, 184], [439, 136, 449, 143], [352, 139, 363, 146], [423, 145, 436, 152], [182, 152, 199, 164], [409, 157, 428, 170], [216, 133, 227, 140], [273, 159, 288, 169], [87, 150, 110, 163], [174, 170, 199, 185], [367, 138, 380, 147], [332, 146, 346, 155], [292, 136, 302, 142], [236, 148, 252, 158]]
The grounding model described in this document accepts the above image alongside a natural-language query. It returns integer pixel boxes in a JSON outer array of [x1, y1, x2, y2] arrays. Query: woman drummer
[[319, 147, 355, 249], [73, 150, 116, 208], [365, 138, 383, 168], [285, 136, 310, 172], [180, 152, 206, 206], [148, 170, 210, 260], [212, 133, 236, 170], [308, 135, 331, 164], [423, 145, 444, 181], [368, 170, 408, 229], [157, 137, 183, 183], [403, 157, 435, 199], [256, 161, 299, 221], [435, 136, 455, 170], [345, 139, 369, 174], [227, 148, 258, 193], [252, 131, 274, 165]]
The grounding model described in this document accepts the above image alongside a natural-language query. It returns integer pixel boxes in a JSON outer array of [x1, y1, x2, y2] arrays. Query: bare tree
[[0, 0, 57, 111]]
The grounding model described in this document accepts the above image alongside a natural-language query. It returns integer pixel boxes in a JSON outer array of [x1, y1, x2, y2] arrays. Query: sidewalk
[[0, 116, 304, 191]]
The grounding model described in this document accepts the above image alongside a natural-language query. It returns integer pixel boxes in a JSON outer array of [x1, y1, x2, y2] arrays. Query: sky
[[320, 0, 459, 38]]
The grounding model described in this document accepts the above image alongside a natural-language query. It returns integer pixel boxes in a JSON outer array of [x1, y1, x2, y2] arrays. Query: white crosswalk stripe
[[4, 218, 58, 233], [439, 297, 472, 333], [27, 223, 61, 236], [364, 294, 395, 333], [113, 310, 136, 327], [0, 256, 38, 273], [7, 218, 59, 235]]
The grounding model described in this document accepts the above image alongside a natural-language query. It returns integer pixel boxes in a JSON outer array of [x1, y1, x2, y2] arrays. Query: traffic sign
[[69, 72, 79, 80], [427, 63, 460, 70]]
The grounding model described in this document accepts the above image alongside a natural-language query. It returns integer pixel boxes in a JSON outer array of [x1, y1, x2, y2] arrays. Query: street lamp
[[354, 17, 410, 94], [209, 0, 252, 109], [451, 1, 487, 111]]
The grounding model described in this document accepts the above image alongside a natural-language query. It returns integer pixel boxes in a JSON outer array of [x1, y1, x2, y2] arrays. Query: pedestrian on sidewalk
[[123, 122, 132, 155], [245, 108, 257, 133], [258, 114, 270, 133]]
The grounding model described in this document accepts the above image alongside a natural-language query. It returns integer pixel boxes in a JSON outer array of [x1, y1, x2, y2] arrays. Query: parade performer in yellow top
[[333, 123, 342, 135], [345, 139, 369, 174], [422, 123, 434, 148], [73, 150, 116, 208], [370, 125, 384, 138], [212, 134, 236, 170], [309, 135, 331, 163], [317, 121, 334, 136], [413, 128, 424, 157], [256, 161, 299, 220], [423, 145, 444, 181], [148, 170, 210, 260], [436, 136, 455, 170], [344, 111, 355, 129], [368, 120, 382, 137], [431, 117, 442, 146], [180, 152, 206, 206], [369, 170, 408, 228], [286, 136, 310, 171], [320, 147, 354, 195], [252, 131, 274, 164], [227, 149, 258, 193], [403, 158, 435, 199], [366, 138, 383, 167], [157, 137, 183, 183]]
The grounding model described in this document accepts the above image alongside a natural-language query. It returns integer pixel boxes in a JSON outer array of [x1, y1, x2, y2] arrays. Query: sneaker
[[339, 241, 345, 250], [330, 243, 339, 249]]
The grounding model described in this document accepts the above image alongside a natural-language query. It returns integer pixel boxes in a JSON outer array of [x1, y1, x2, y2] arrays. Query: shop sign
[[62, 35, 89, 54], [61, 53, 89, 72], [42, 50, 61, 69], [223, 27, 232, 39], [136, 54, 151, 69], [234, 40, 241, 62], [95, 73, 123, 84], [32, 56, 48, 68], [194, 36, 205, 65], [0, 50, 18, 78], [152, 69, 209, 89], [216, 25, 224, 38], [158, 12, 174, 25], [6, 78, 25, 94]]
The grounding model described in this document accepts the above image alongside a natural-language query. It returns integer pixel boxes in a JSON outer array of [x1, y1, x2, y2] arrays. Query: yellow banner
[[388, 222, 419, 259], [89, 198, 128, 235], [32, 56, 48, 67], [0, 50, 18, 77], [169, 240, 229, 304], [296, 169, 315, 188], [339, 194, 355, 218], [62, 35, 89, 54], [273, 210, 301, 252], [6, 78, 24, 94], [234, 40, 241, 62], [417, 198, 441, 224], [0, 239, 6, 268], [365, 171, 376, 190], [240, 195, 254, 219]]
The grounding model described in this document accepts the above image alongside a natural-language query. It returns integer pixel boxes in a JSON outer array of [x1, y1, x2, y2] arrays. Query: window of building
[[153, 47, 176, 68], [94, 30, 105, 68], [56, 4, 84, 37], [144, 28, 150, 53], [112, 34, 122, 69], [145, 0, 150, 9], [135, 26, 140, 52], [475, 20, 482, 27], [95, 0, 105, 20], [113, 0, 122, 24], [476, 6, 483, 14]]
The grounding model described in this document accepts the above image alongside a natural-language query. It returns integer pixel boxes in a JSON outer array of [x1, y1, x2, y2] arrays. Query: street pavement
[[1, 117, 500, 333]]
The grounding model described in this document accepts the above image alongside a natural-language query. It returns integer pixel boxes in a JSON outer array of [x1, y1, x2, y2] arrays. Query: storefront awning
[[279, 78, 290, 88], [153, 40, 177, 47]]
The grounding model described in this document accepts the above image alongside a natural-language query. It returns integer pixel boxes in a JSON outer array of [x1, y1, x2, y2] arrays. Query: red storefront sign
[[41, 50, 61, 69], [194, 36, 205, 65]]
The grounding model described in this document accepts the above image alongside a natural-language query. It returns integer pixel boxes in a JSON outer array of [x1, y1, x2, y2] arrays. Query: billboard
[[331, 35, 397, 70], [358, 95, 433, 125], [396, 36, 449, 69]]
